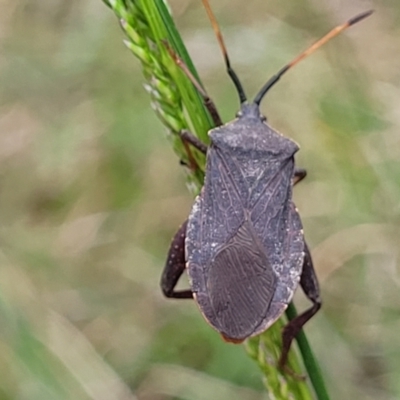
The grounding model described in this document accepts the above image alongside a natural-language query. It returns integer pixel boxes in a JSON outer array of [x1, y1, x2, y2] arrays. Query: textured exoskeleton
[[161, 105, 321, 368]]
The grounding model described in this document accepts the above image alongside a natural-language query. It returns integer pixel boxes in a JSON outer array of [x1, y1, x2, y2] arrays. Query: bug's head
[[236, 103, 266, 122], [202, 0, 372, 119]]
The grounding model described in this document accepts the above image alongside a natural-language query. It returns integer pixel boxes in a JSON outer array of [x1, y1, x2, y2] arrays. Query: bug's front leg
[[180, 130, 208, 154], [279, 241, 321, 369], [163, 41, 223, 127], [160, 219, 193, 299], [179, 130, 208, 171]]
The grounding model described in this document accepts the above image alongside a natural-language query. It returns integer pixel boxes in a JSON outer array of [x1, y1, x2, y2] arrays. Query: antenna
[[253, 10, 373, 106], [202, 0, 247, 104]]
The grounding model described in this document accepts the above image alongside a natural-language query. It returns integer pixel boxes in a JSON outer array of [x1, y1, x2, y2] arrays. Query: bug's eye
[[236, 110, 242, 118], [260, 115, 267, 122]]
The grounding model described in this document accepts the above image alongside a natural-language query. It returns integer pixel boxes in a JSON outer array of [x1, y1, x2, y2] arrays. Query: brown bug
[[161, 1, 372, 368]]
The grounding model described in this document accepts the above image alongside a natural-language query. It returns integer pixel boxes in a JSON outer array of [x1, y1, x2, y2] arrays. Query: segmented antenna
[[253, 10, 373, 105], [202, 0, 247, 104]]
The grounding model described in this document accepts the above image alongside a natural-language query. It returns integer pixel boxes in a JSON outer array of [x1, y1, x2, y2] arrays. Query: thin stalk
[[286, 304, 330, 400]]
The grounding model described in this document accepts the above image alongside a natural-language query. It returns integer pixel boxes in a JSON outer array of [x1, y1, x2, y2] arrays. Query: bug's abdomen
[[203, 222, 277, 340]]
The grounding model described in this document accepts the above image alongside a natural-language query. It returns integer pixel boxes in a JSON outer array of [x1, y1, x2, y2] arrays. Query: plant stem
[[286, 304, 330, 400]]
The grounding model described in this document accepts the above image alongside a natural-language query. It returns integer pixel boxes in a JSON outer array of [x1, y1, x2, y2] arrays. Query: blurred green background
[[1, 0, 400, 399]]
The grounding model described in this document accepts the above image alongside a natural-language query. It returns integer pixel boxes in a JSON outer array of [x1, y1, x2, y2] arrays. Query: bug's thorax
[[208, 102, 299, 159]]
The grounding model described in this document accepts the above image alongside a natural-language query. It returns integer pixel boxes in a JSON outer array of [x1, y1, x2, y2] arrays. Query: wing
[[195, 221, 277, 340]]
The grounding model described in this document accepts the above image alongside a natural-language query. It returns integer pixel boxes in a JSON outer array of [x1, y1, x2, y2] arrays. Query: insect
[[160, 0, 372, 368]]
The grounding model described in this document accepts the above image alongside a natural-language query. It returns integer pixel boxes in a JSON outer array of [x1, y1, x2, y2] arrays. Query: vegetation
[[0, 1, 399, 399]]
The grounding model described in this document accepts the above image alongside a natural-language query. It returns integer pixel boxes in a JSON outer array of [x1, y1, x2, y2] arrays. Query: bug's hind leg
[[160, 220, 193, 299], [293, 168, 307, 185], [279, 242, 321, 369]]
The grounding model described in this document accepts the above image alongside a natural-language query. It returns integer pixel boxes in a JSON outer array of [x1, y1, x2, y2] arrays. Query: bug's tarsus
[[201, 0, 247, 104], [253, 9, 374, 105], [293, 168, 307, 185], [163, 40, 223, 126]]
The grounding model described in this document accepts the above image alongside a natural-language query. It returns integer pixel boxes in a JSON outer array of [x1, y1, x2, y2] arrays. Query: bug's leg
[[293, 168, 307, 185], [181, 130, 208, 154], [179, 129, 208, 172], [160, 220, 193, 299], [163, 43, 211, 169], [163, 41, 222, 127], [279, 241, 321, 369]]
